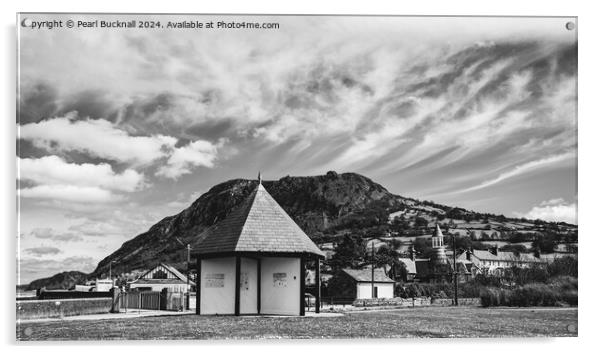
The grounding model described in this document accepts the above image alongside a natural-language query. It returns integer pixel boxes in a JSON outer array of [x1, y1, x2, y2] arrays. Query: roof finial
[[258, 171, 262, 185]]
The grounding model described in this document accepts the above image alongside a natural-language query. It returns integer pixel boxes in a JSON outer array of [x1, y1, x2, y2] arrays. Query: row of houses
[[398, 225, 576, 283]]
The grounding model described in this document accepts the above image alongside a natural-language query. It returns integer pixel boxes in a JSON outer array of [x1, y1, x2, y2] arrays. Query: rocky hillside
[[90, 171, 409, 277]]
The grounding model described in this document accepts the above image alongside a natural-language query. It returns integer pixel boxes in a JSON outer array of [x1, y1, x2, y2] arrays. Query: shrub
[[480, 287, 503, 307], [479, 277, 577, 307]]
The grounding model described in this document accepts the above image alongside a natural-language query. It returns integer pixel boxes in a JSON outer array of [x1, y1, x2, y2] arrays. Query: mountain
[[91, 171, 410, 277], [25, 271, 88, 291], [25, 171, 577, 289]]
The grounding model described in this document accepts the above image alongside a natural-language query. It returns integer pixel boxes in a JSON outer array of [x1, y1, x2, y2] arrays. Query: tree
[[415, 216, 429, 228], [532, 235, 556, 254], [330, 234, 366, 270], [413, 238, 435, 259], [469, 230, 479, 241], [500, 244, 528, 255], [373, 241, 403, 281]]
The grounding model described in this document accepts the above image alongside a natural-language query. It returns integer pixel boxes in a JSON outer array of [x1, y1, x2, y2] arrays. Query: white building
[[128, 263, 190, 293], [95, 279, 114, 292], [461, 248, 547, 271], [341, 268, 395, 299], [192, 176, 325, 316]]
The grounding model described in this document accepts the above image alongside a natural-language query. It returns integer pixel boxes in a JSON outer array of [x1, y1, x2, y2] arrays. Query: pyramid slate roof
[[192, 183, 325, 258]]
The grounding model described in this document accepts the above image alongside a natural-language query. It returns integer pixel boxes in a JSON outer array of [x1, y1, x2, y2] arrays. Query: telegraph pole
[[371, 242, 375, 298], [186, 244, 191, 292], [452, 235, 458, 306]]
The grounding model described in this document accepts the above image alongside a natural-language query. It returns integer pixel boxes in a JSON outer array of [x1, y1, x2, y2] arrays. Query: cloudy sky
[[17, 15, 577, 284]]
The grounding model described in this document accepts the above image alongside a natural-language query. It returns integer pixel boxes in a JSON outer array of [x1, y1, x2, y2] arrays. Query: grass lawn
[[17, 306, 577, 340]]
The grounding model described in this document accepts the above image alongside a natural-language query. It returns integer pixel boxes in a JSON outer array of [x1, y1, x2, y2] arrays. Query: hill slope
[[26, 271, 88, 291]]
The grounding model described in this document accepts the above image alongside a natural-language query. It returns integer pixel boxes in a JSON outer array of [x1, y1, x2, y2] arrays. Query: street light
[[109, 260, 117, 281]]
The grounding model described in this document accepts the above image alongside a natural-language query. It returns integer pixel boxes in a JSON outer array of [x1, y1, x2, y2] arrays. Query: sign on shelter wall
[[206, 273, 225, 288], [240, 272, 249, 290], [273, 273, 287, 287]]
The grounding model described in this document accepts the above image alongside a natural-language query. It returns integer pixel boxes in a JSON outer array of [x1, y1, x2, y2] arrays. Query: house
[[129, 263, 190, 293], [191, 174, 325, 316], [95, 279, 114, 291], [462, 248, 547, 271], [329, 268, 395, 300]]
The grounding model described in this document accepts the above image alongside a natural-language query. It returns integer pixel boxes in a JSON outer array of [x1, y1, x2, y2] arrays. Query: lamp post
[[109, 260, 115, 279], [109, 260, 117, 287]]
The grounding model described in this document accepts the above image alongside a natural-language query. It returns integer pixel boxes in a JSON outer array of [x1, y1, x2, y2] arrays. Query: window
[[152, 269, 168, 279]]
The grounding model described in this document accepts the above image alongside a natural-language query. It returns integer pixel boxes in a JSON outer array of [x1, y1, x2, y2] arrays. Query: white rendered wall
[[200, 257, 235, 315], [356, 283, 372, 299], [260, 257, 300, 315], [356, 282, 394, 299], [239, 257, 258, 315], [377, 283, 394, 298]]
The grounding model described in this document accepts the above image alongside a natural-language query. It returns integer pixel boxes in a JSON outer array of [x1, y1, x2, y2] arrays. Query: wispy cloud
[[19, 113, 177, 165], [24, 246, 62, 257], [29, 228, 83, 242], [453, 152, 575, 194]]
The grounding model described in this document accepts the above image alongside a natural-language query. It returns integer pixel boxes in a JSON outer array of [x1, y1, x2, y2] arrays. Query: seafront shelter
[[192, 176, 325, 316]]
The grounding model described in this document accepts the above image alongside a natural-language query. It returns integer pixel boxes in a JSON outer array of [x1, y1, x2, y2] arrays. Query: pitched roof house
[[191, 175, 325, 316], [460, 249, 547, 271], [329, 268, 395, 300], [129, 263, 190, 293]]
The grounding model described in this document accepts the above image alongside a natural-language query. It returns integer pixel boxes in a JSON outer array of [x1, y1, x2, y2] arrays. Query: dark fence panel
[[140, 292, 161, 310], [161, 291, 186, 311]]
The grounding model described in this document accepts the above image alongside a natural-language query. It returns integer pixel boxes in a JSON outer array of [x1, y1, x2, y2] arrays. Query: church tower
[[430, 224, 447, 265]]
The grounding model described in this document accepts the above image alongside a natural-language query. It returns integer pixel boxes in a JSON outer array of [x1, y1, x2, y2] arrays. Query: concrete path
[[17, 309, 194, 324], [17, 309, 343, 324]]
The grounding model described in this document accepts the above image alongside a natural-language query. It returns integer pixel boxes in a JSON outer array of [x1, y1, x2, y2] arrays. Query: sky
[[17, 15, 577, 284]]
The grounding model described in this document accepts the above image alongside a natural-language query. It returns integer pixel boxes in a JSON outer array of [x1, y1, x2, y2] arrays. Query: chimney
[[491, 245, 498, 256], [409, 245, 415, 261], [466, 249, 472, 262]]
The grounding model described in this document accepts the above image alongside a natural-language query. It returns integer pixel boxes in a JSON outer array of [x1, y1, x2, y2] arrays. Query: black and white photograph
[[15, 12, 579, 341]]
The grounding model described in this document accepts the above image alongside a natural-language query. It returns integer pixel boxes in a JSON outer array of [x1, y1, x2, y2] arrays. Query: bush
[[479, 276, 577, 307], [396, 282, 482, 299], [512, 283, 560, 306]]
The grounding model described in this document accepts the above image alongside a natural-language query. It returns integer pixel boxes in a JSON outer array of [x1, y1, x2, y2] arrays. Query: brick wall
[[352, 297, 481, 308], [352, 296, 431, 307], [16, 298, 112, 320], [430, 298, 482, 307]]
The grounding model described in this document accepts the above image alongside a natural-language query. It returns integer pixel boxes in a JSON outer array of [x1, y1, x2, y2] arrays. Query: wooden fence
[[119, 290, 187, 311]]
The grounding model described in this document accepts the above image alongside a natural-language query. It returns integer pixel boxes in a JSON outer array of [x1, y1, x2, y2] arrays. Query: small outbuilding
[[329, 268, 395, 300], [192, 176, 325, 316], [129, 263, 190, 293]]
